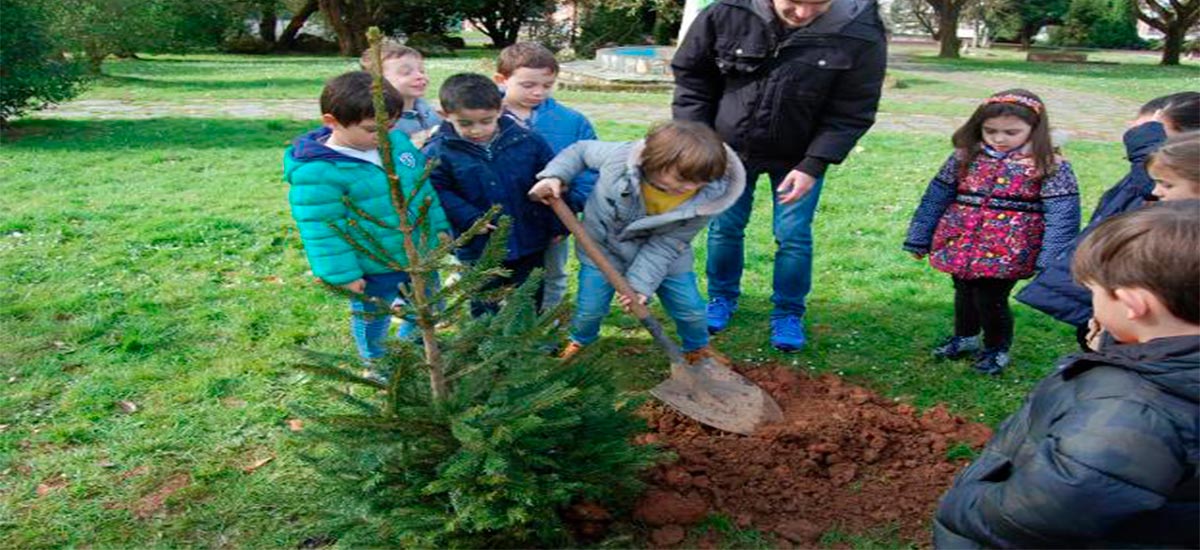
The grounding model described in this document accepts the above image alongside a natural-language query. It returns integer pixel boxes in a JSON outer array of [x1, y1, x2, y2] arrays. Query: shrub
[[0, 0, 88, 124]]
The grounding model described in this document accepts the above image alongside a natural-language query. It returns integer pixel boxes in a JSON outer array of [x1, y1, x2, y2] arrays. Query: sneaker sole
[[771, 342, 805, 353]]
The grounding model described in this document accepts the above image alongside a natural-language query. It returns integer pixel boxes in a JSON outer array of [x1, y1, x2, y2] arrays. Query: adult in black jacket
[[671, 0, 887, 351]]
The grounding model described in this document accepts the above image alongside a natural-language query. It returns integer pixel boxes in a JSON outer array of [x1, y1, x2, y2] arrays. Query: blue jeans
[[706, 168, 824, 319], [542, 237, 570, 310], [570, 263, 708, 352], [349, 271, 412, 360]]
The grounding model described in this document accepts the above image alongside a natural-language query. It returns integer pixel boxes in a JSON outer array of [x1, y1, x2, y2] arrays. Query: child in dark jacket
[[905, 89, 1081, 375], [494, 42, 599, 312], [283, 72, 450, 373], [424, 73, 564, 316], [934, 200, 1199, 549], [1016, 92, 1200, 347]]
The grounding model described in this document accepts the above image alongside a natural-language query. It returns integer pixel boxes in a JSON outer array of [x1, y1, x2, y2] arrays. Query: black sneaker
[[931, 335, 981, 360], [973, 348, 1011, 375]]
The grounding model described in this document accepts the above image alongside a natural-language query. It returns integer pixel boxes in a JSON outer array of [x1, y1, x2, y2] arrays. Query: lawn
[[0, 44, 1186, 547]]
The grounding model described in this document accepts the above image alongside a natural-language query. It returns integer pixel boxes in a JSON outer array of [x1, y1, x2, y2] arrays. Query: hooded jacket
[[536, 140, 746, 297], [283, 127, 450, 285], [1015, 122, 1167, 327], [671, 0, 887, 177], [424, 116, 564, 262], [509, 96, 599, 211], [934, 336, 1200, 548]]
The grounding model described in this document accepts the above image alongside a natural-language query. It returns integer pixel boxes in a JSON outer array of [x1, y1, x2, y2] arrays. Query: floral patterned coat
[[904, 145, 1081, 280]]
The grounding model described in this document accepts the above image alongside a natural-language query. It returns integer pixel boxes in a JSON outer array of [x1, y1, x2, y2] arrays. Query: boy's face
[[444, 108, 501, 144], [381, 55, 428, 101], [323, 114, 386, 151], [495, 67, 557, 112], [1149, 164, 1200, 201], [645, 170, 707, 196]]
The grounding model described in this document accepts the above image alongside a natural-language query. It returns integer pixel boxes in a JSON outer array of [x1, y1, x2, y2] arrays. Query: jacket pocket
[[715, 39, 769, 75]]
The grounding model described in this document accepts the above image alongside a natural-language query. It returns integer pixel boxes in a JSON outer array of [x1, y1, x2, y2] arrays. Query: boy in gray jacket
[[529, 121, 745, 362]]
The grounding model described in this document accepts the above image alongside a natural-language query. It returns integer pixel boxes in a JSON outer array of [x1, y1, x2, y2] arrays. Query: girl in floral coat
[[905, 89, 1081, 375]]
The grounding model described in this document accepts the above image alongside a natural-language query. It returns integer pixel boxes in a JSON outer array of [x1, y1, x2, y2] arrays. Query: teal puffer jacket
[[284, 127, 450, 285]]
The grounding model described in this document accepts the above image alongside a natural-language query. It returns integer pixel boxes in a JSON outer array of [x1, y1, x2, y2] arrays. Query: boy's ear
[[1114, 287, 1152, 320], [492, 73, 508, 86], [320, 113, 340, 128]]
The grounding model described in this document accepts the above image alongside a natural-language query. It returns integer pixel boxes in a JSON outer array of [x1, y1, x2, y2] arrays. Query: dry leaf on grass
[[116, 401, 138, 414], [36, 475, 68, 497], [243, 455, 275, 474], [286, 419, 304, 432], [131, 474, 190, 519]]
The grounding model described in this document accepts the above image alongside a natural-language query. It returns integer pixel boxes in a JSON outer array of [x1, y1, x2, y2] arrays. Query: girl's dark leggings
[[952, 276, 1018, 350]]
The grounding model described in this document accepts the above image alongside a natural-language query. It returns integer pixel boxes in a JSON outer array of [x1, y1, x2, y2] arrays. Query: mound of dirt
[[634, 365, 993, 547]]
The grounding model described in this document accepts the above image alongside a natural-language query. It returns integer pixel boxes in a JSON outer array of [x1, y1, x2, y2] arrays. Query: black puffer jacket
[[934, 336, 1200, 548], [671, 0, 887, 177]]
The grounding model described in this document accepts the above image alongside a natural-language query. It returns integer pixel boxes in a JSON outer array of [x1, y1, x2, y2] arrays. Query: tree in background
[[460, 0, 553, 48], [1007, 0, 1069, 48], [1056, 0, 1144, 49], [1133, 0, 1200, 65], [0, 0, 88, 124], [922, 0, 975, 57], [316, 0, 372, 55]]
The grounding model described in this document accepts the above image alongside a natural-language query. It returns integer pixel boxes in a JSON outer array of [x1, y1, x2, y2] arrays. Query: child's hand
[[617, 292, 648, 313], [342, 279, 366, 293], [410, 129, 431, 149], [528, 178, 564, 204]]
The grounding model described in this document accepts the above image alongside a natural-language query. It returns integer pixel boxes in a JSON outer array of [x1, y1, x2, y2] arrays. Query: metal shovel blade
[[650, 357, 785, 436]]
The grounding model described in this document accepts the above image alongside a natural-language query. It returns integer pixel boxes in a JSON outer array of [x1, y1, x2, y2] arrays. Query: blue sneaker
[[706, 297, 738, 334], [770, 315, 806, 353]]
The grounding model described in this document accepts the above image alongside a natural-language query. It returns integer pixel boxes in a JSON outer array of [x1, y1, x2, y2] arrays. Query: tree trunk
[[259, 2, 278, 43], [1161, 21, 1184, 65], [937, 4, 962, 58], [278, 0, 318, 50], [318, 0, 369, 56]]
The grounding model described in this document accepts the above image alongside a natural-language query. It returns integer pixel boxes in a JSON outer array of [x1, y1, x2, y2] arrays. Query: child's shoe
[[683, 345, 731, 367], [706, 297, 738, 334], [972, 348, 1010, 375], [558, 341, 586, 361], [931, 335, 981, 360], [770, 315, 807, 353], [360, 359, 390, 385]]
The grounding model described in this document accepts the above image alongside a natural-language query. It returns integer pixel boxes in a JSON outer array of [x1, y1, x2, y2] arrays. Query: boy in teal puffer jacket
[[283, 71, 450, 371]]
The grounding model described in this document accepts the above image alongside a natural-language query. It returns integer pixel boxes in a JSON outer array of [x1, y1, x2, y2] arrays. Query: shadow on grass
[[2, 118, 316, 150], [96, 74, 324, 92]]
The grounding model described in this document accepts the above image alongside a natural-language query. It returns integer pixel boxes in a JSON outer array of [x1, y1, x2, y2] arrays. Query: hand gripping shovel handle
[[546, 196, 687, 365]]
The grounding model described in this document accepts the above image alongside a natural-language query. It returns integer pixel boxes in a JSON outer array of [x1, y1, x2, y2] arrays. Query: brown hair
[[1146, 131, 1200, 191], [359, 39, 422, 72], [953, 88, 1057, 181], [496, 42, 558, 77], [320, 71, 403, 125], [641, 120, 728, 183], [1072, 199, 1200, 324]]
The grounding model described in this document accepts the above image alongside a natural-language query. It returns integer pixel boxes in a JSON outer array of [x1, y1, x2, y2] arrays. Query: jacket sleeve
[[625, 216, 709, 297], [538, 141, 625, 184], [427, 149, 486, 234], [936, 398, 1185, 548], [903, 154, 959, 255], [287, 169, 363, 285], [670, 8, 722, 125], [565, 118, 601, 212], [1037, 162, 1081, 270], [798, 37, 887, 178]]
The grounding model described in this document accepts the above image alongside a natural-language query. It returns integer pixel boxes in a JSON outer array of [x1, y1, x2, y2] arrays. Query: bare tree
[[923, 0, 975, 58], [1132, 0, 1200, 65]]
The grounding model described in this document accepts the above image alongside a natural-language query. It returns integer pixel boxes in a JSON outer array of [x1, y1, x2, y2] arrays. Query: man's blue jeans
[[570, 263, 709, 352], [349, 271, 412, 360], [706, 169, 824, 319]]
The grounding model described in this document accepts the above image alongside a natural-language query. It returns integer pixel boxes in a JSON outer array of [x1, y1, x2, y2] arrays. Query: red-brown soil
[[633, 365, 993, 547]]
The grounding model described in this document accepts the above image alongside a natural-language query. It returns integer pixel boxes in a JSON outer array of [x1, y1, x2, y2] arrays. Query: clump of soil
[[634, 365, 993, 547]]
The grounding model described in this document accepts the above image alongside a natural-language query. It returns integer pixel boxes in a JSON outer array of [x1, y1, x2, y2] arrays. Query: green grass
[[0, 48, 1187, 547]]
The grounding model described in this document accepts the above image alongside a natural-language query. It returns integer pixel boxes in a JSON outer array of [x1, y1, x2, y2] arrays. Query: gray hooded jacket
[[537, 140, 746, 297]]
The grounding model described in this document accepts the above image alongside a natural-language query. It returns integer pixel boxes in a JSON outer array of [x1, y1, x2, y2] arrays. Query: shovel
[[546, 196, 784, 435]]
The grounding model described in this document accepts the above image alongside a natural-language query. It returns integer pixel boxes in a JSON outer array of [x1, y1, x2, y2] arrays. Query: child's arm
[[625, 216, 709, 299], [1037, 161, 1081, 269], [537, 140, 622, 184], [564, 118, 601, 211], [287, 175, 363, 286], [936, 399, 1186, 547], [427, 153, 489, 234], [903, 153, 960, 256]]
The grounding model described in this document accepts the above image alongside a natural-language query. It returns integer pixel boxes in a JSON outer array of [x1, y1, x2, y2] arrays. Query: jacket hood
[[1124, 121, 1167, 164], [1062, 335, 1200, 403], [284, 127, 375, 180], [739, 0, 878, 38], [429, 115, 525, 153], [618, 139, 747, 234]]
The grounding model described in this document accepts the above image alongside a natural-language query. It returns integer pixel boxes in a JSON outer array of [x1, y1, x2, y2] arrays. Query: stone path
[[35, 52, 1143, 142]]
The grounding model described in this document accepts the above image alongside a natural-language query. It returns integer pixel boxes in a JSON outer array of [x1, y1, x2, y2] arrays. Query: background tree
[[277, 0, 320, 51], [460, 0, 553, 48], [1132, 0, 1200, 65], [316, 0, 373, 55], [1006, 0, 1069, 48], [0, 0, 88, 124], [1056, 0, 1144, 49], [923, 0, 975, 57]]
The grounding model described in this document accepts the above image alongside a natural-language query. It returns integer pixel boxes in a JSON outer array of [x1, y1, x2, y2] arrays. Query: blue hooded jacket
[[506, 97, 599, 211], [1015, 122, 1167, 327], [424, 116, 565, 261]]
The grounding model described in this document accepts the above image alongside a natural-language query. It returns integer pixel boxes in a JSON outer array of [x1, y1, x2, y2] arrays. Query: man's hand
[[528, 177, 564, 204], [1085, 317, 1106, 351], [342, 278, 366, 293], [617, 292, 648, 313], [776, 170, 818, 204]]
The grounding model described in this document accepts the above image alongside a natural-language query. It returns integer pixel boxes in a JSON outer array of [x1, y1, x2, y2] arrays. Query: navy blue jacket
[[1015, 122, 1167, 327], [505, 97, 599, 211], [424, 116, 564, 261], [934, 335, 1199, 548]]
